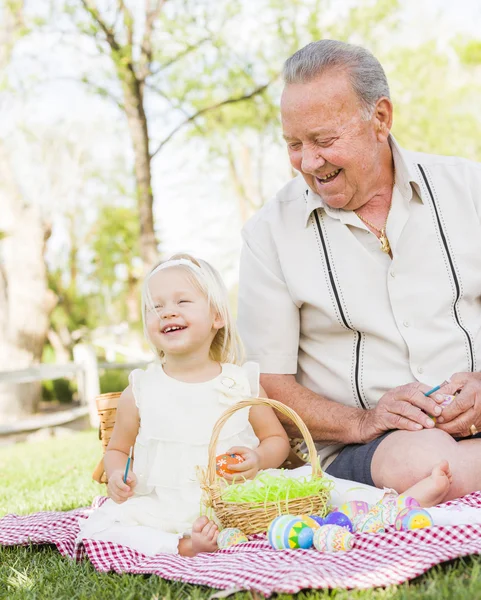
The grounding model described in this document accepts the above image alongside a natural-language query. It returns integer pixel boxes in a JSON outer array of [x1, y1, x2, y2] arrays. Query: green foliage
[[387, 42, 481, 161], [41, 378, 76, 404], [457, 39, 481, 66], [99, 369, 129, 394]]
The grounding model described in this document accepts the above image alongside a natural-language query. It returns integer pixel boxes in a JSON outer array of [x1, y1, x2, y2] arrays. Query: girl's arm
[[226, 386, 290, 479], [103, 385, 140, 502]]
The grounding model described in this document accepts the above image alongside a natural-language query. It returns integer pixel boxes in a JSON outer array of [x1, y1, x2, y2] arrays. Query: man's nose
[[301, 149, 325, 174]]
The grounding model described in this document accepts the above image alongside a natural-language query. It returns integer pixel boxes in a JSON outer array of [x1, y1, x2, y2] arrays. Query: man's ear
[[373, 97, 393, 142]]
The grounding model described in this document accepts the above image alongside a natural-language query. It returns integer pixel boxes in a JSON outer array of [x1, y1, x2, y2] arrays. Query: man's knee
[[371, 429, 457, 490]]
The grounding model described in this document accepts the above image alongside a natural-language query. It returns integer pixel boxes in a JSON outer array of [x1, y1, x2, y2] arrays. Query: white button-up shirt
[[237, 137, 481, 468]]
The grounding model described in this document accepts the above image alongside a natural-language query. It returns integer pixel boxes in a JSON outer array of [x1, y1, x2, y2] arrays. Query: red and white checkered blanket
[[2, 493, 481, 596]]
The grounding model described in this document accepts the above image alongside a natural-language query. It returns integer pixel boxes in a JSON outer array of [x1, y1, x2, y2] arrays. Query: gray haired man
[[238, 39, 481, 500]]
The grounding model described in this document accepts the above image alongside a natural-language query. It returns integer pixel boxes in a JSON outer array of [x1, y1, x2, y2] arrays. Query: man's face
[[281, 70, 388, 211]]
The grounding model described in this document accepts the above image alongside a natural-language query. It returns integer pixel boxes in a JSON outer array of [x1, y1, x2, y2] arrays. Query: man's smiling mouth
[[316, 168, 342, 183]]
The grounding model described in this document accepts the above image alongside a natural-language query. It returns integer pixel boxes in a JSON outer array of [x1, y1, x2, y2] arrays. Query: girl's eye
[[178, 300, 190, 304]]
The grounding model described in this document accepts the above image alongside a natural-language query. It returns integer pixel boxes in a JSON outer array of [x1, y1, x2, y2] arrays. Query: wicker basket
[[200, 397, 330, 535], [91, 391, 307, 484], [92, 391, 122, 484]]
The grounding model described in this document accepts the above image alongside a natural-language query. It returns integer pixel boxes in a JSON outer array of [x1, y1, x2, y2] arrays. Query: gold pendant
[[379, 230, 391, 254]]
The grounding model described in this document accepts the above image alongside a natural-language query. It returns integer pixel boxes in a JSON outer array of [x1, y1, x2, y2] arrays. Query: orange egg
[[215, 453, 244, 476]]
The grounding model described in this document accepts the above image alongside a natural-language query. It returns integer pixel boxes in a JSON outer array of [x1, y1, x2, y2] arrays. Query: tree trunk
[[121, 73, 158, 271], [0, 143, 54, 421]]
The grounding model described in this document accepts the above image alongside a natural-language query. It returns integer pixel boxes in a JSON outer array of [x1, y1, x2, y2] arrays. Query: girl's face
[[145, 267, 224, 360]]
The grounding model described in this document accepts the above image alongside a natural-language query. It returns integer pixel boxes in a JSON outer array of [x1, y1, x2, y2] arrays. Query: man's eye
[[316, 138, 335, 147], [288, 142, 301, 150]]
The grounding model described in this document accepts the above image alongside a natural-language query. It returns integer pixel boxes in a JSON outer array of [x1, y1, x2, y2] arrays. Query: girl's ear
[[212, 312, 225, 331]]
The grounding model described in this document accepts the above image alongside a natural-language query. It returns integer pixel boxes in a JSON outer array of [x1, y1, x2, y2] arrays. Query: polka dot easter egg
[[217, 527, 248, 549], [268, 515, 314, 550], [395, 508, 434, 531], [215, 453, 244, 477], [313, 525, 353, 552]]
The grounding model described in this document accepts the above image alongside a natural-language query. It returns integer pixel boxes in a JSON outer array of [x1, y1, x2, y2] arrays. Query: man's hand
[[222, 446, 261, 482], [107, 469, 137, 504], [359, 382, 444, 443], [436, 372, 481, 437]]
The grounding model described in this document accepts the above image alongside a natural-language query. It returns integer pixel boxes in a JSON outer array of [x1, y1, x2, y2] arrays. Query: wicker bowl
[[200, 397, 331, 535]]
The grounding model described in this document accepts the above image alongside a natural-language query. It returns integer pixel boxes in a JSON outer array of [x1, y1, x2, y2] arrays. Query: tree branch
[[80, 0, 121, 52], [145, 81, 206, 136], [138, 0, 166, 82], [148, 36, 212, 78], [118, 0, 134, 50], [46, 75, 125, 111], [150, 77, 277, 158]]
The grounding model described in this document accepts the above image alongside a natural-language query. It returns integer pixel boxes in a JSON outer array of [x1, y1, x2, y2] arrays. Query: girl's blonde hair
[[141, 253, 244, 365]]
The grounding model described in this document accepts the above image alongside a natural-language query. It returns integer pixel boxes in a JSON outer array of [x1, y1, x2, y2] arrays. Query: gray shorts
[[325, 430, 481, 487], [325, 432, 393, 487]]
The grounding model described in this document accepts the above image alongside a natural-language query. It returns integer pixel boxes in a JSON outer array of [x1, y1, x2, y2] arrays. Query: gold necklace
[[355, 170, 395, 254], [355, 211, 391, 254]]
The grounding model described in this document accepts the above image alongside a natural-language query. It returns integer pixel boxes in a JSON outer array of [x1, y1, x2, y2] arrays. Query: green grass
[[1, 431, 481, 599]]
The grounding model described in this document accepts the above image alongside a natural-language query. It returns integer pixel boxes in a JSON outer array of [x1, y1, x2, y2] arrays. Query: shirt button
[[418, 366, 424, 374], [390, 270, 395, 278], [403, 321, 410, 327]]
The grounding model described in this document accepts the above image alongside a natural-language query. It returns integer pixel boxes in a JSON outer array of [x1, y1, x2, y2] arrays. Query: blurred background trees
[[0, 0, 480, 419]]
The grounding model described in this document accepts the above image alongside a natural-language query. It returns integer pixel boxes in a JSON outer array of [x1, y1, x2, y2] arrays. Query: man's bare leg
[[371, 429, 481, 500]]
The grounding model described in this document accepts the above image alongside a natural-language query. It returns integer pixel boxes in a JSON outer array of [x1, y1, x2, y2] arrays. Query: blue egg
[[325, 511, 354, 532], [309, 515, 325, 527]]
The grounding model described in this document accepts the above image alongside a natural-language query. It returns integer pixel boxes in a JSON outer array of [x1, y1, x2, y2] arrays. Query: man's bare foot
[[404, 460, 452, 508], [178, 516, 219, 557]]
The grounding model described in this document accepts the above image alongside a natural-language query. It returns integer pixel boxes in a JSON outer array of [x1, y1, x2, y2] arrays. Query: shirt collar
[[303, 134, 421, 226]]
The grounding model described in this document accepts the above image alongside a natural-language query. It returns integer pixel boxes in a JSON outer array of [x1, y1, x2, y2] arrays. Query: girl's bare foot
[[404, 460, 452, 508], [178, 516, 219, 557]]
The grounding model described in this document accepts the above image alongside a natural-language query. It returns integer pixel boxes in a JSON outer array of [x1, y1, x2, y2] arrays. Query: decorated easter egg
[[217, 527, 248, 549], [299, 514, 322, 530], [309, 515, 325, 527], [395, 508, 433, 531], [338, 501, 370, 527], [267, 516, 314, 550], [324, 511, 353, 532], [313, 525, 353, 552], [268, 515, 296, 549], [377, 501, 399, 526], [394, 494, 421, 513], [358, 511, 386, 534], [215, 453, 244, 477]]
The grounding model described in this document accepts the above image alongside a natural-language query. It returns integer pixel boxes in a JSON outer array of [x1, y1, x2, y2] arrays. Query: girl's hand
[[107, 469, 137, 504], [223, 446, 260, 481]]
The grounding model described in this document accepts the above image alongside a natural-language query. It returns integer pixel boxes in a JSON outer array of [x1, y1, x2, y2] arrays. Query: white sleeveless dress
[[77, 362, 260, 555]]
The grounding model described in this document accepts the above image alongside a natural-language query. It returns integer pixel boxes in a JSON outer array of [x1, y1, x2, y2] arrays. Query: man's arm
[[261, 373, 442, 444], [261, 374, 368, 444]]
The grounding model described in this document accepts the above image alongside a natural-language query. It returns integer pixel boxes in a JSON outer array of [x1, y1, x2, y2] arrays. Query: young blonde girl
[[78, 253, 455, 556], [78, 254, 291, 556]]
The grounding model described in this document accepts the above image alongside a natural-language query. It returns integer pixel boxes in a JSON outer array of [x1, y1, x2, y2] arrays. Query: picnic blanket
[[2, 493, 481, 596]]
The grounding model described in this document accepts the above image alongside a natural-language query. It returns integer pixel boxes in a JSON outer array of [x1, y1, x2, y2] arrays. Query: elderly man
[[237, 39, 481, 500]]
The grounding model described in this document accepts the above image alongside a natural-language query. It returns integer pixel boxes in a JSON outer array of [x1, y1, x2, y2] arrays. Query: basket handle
[[206, 397, 322, 485]]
